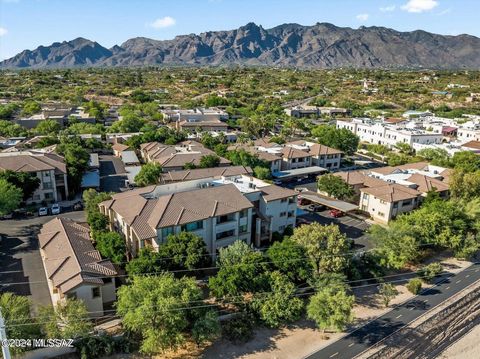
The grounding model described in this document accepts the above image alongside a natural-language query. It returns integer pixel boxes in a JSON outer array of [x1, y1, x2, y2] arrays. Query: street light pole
[[0, 308, 11, 359]]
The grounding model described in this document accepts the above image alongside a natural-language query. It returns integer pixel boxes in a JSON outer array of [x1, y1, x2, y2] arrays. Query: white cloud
[[356, 13, 369, 22], [0, 27, 7, 37], [401, 0, 439, 13], [380, 5, 396, 12], [149, 16, 176, 29]]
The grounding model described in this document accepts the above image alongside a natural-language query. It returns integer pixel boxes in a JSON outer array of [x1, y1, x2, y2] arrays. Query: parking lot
[[297, 207, 373, 251], [0, 211, 85, 310]]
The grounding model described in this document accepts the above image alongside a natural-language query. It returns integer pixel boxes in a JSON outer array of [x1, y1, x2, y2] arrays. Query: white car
[[51, 203, 61, 215], [38, 207, 48, 216]]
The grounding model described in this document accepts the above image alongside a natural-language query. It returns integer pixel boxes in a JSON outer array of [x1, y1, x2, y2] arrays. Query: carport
[[272, 166, 327, 181], [298, 190, 358, 212]]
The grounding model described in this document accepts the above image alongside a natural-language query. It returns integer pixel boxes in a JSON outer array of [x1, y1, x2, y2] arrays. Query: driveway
[[99, 154, 128, 192], [298, 208, 373, 251], [0, 211, 86, 310]]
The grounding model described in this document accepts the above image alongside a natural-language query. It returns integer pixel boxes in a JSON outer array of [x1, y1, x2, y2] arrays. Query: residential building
[[162, 107, 228, 122], [140, 140, 231, 171], [0, 150, 68, 203], [160, 165, 252, 184], [284, 105, 350, 118], [38, 218, 117, 317], [99, 175, 297, 258], [333, 162, 450, 223]]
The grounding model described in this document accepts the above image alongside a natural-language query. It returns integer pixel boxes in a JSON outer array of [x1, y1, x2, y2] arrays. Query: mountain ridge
[[2, 22, 480, 69]]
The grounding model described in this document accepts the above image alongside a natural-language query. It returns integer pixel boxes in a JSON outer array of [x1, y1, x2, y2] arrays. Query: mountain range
[[2, 22, 480, 69]]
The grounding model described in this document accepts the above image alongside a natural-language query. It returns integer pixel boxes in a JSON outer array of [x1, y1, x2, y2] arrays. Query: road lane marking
[[330, 352, 339, 358], [396, 314, 402, 319], [456, 280, 462, 284], [409, 307, 414, 310], [348, 343, 354, 347], [476, 269, 479, 272], [466, 275, 470, 278], [446, 286, 450, 290]]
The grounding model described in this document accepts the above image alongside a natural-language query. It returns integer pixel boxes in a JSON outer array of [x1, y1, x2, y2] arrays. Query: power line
[[4, 263, 478, 326]]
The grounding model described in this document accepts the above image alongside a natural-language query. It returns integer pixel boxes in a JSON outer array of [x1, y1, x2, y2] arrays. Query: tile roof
[[38, 218, 116, 294], [361, 183, 420, 203], [462, 140, 480, 150], [160, 165, 252, 183], [112, 143, 130, 152], [102, 184, 253, 239], [309, 143, 343, 156], [260, 185, 297, 202], [406, 173, 449, 193], [0, 151, 66, 174], [281, 146, 311, 159]]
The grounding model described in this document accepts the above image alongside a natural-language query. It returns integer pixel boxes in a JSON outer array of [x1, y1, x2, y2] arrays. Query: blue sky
[[1, 0, 479, 60]]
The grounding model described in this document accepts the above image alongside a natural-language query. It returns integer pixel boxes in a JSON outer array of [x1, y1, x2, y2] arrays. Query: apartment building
[[0, 150, 68, 203], [159, 165, 252, 184], [162, 107, 229, 122], [286, 140, 343, 170], [336, 118, 443, 147], [140, 140, 231, 171], [333, 162, 449, 223], [38, 218, 117, 317], [99, 175, 297, 257]]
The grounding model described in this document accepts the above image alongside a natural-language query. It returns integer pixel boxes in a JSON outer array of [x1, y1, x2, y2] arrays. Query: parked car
[[329, 209, 345, 218], [73, 201, 84, 211], [51, 203, 61, 215], [1, 213, 13, 220], [38, 207, 48, 216], [296, 217, 312, 226], [307, 204, 324, 212]]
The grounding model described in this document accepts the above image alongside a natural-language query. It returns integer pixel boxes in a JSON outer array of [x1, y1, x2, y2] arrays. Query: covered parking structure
[[272, 166, 327, 182], [297, 190, 358, 212]]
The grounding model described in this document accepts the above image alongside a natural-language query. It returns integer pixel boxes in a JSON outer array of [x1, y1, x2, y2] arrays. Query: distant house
[[0, 150, 68, 203], [38, 218, 117, 317], [140, 140, 230, 171], [112, 143, 131, 157]]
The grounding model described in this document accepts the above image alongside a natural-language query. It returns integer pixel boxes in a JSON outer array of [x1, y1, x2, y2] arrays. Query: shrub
[[222, 312, 255, 344], [74, 334, 135, 359], [406, 278, 422, 294], [419, 263, 443, 283]]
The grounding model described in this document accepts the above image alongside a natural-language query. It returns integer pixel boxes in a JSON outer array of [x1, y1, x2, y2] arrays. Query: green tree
[[95, 231, 126, 265], [0, 119, 27, 137], [117, 274, 219, 354], [0, 170, 40, 201], [290, 223, 351, 274], [35, 119, 61, 135], [307, 286, 354, 333], [57, 140, 90, 194], [21, 100, 41, 116], [38, 299, 93, 339], [134, 162, 163, 186], [452, 151, 480, 172], [0, 293, 40, 354], [317, 174, 354, 200], [266, 237, 312, 283], [450, 169, 480, 199], [406, 278, 422, 294], [125, 248, 163, 276], [251, 271, 304, 327], [109, 114, 146, 133], [199, 154, 221, 168], [159, 231, 211, 270], [418, 262, 443, 283], [368, 223, 420, 269], [253, 166, 271, 180], [311, 125, 359, 155], [378, 283, 398, 307], [209, 241, 268, 299], [0, 178, 22, 215]]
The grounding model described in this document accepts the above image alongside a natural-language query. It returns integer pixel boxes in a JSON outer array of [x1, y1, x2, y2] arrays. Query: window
[[217, 214, 235, 224], [239, 224, 248, 234], [393, 202, 398, 209], [279, 225, 285, 232], [92, 287, 101, 298], [103, 278, 112, 284], [240, 209, 248, 218], [43, 182, 53, 190], [161, 227, 174, 237], [362, 193, 369, 200], [216, 229, 235, 240], [280, 198, 287, 203], [280, 212, 287, 217], [181, 221, 203, 232], [44, 192, 53, 199], [43, 172, 50, 177], [403, 199, 412, 206], [288, 211, 295, 218]]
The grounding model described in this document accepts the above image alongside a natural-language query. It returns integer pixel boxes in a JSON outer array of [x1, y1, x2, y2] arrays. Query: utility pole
[[0, 308, 11, 359]]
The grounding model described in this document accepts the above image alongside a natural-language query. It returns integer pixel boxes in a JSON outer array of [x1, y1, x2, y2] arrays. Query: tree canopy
[[0, 178, 22, 215], [311, 125, 359, 155], [134, 162, 163, 187], [317, 174, 354, 200]]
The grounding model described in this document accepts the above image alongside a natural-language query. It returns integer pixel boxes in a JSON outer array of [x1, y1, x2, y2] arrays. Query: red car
[[329, 209, 344, 218]]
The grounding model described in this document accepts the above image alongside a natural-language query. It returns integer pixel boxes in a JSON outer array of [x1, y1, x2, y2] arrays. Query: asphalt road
[[304, 261, 480, 359], [0, 211, 85, 310]]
